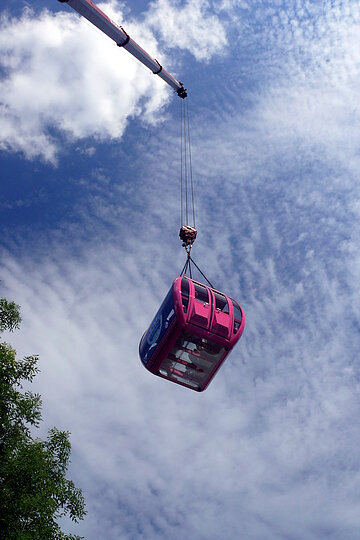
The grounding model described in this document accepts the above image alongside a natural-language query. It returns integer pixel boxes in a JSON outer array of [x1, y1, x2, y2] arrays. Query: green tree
[[0, 298, 86, 539]]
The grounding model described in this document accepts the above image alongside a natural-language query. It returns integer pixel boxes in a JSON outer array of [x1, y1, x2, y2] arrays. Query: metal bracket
[[177, 84, 188, 99], [153, 59, 163, 75], [179, 225, 197, 249], [117, 27, 130, 47]]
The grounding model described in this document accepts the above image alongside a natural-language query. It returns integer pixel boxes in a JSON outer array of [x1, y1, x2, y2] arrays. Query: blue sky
[[1, 0, 360, 538]]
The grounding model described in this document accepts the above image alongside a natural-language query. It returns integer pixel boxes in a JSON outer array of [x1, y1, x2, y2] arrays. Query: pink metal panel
[[211, 310, 230, 338], [187, 280, 212, 329], [188, 301, 211, 328]]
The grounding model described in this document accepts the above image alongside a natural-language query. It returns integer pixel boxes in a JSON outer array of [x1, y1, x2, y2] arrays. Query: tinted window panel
[[214, 292, 229, 314], [194, 283, 209, 303], [181, 277, 189, 297], [159, 332, 225, 387], [231, 299, 243, 322], [233, 321, 241, 333]]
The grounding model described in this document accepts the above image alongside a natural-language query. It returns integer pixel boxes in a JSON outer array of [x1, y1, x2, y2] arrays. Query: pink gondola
[[139, 276, 245, 391]]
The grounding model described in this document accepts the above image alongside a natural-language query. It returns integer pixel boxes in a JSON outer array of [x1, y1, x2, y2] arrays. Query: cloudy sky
[[1, 0, 360, 538]]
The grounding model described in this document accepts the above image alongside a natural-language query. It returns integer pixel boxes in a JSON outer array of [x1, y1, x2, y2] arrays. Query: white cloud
[[253, 1, 360, 164], [0, 4, 170, 163], [76, 145, 96, 156], [0, 0, 231, 164], [146, 0, 228, 61], [187, 0, 360, 189]]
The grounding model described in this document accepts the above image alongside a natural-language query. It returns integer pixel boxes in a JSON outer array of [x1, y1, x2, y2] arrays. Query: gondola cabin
[[139, 276, 245, 391]]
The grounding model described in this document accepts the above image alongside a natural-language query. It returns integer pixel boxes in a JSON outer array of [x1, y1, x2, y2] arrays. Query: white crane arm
[[58, 0, 187, 98]]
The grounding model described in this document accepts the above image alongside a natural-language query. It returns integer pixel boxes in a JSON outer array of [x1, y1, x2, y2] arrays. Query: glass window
[[214, 292, 229, 314], [181, 277, 189, 312], [231, 299, 243, 334], [233, 321, 241, 332], [196, 338, 223, 361], [194, 283, 209, 303], [181, 277, 189, 297], [159, 331, 225, 388], [231, 299, 243, 322]]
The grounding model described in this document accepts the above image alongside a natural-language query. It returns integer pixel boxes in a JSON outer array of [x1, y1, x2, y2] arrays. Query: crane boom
[[58, 0, 187, 98]]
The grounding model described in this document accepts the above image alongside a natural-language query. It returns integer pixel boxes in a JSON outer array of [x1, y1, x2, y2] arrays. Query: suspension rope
[[180, 255, 190, 277], [179, 98, 197, 251], [180, 98, 196, 228], [178, 100, 213, 288], [179, 253, 214, 289], [183, 101, 188, 224], [180, 100, 183, 228], [188, 256, 214, 288], [186, 100, 196, 228]]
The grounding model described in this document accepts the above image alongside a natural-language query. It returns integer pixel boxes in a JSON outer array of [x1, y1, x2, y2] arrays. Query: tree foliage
[[0, 298, 86, 539], [0, 298, 22, 333]]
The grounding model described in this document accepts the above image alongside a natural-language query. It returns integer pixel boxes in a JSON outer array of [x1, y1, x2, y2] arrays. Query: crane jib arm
[[58, 0, 187, 98]]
